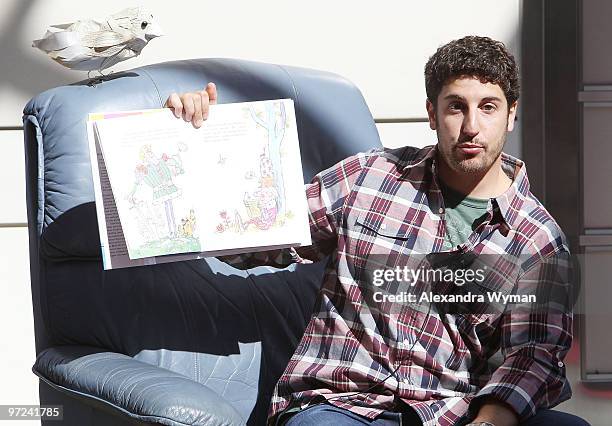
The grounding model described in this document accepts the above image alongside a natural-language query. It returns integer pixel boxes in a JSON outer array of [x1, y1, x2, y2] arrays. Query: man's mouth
[[456, 143, 484, 155]]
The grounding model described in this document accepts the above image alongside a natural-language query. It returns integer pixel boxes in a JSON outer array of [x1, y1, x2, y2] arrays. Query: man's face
[[426, 76, 517, 175]]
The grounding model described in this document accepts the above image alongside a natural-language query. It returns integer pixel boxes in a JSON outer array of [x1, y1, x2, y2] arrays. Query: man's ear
[[426, 99, 437, 130], [507, 101, 518, 132]]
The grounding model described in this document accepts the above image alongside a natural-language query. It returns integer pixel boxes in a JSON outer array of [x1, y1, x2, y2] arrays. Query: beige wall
[[3, 0, 521, 126], [0, 0, 520, 409]]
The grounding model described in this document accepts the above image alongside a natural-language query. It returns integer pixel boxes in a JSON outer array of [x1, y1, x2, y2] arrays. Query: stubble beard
[[437, 124, 507, 176]]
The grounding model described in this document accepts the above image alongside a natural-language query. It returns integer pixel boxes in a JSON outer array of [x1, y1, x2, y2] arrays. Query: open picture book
[[87, 99, 311, 269]]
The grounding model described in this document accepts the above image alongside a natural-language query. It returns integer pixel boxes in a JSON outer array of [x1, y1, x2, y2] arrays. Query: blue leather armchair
[[23, 59, 382, 425]]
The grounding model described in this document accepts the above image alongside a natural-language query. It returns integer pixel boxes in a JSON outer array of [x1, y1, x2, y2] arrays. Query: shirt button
[[403, 338, 410, 346], [403, 378, 410, 385], [557, 361, 564, 368], [380, 223, 387, 230], [438, 207, 444, 214]]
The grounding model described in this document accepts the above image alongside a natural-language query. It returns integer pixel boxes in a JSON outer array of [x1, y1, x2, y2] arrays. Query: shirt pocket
[[352, 212, 430, 277], [352, 213, 409, 283], [354, 212, 413, 238], [352, 212, 416, 255], [352, 213, 431, 318]]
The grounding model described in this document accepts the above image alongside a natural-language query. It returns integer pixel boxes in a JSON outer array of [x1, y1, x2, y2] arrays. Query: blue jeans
[[282, 403, 590, 426]]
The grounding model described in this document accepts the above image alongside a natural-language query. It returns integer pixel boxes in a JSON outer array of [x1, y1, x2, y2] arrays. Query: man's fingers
[[166, 93, 183, 118], [206, 82, 217, 105], [166, 84, 217, 127], [200, 90, 210, 121], [191, 92, 204, 128], [182, 93, 195, 123]]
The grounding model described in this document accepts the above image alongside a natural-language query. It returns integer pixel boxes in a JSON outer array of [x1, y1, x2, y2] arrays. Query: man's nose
[[461, 109, 480, 138]]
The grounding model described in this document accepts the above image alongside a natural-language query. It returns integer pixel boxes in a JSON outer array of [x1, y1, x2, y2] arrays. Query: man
[[166, 36, 586, 426]]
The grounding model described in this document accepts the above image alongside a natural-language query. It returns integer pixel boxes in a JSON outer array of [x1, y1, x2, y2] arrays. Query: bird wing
[[88, 44, 127, 58], [67, 19, 105, 33], [56, 56, 108, 71], [98, 49, 135, 70], [78, 30, 133, 48]]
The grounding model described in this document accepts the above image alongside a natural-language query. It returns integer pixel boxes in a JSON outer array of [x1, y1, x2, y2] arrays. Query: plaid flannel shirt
[[222, 145, 573, 426]]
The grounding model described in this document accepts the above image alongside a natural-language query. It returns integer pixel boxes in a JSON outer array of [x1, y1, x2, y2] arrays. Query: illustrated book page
[[87, 99, 311, 269]]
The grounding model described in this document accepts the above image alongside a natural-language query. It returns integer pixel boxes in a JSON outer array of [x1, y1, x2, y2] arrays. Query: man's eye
[[482, 104, 496, 111], [449, 103, 462, 111]]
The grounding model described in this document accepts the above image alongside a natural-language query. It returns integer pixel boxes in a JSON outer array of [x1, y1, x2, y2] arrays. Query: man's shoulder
[[367, 144, 435, 169], [325, 145, 434, 176]]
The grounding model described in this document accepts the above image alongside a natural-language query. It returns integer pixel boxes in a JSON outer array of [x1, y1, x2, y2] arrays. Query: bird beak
[[145, 22, 164, 41]]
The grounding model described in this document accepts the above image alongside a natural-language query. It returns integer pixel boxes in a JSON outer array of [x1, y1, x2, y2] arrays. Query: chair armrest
[[34, 346, 245, 426]]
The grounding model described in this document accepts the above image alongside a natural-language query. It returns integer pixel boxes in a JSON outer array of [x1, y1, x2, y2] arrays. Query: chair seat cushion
[[34, 345, 245, 426]]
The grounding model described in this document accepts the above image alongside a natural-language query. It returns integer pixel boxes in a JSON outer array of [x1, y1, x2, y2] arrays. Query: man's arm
[[466, 249, 573, 425]]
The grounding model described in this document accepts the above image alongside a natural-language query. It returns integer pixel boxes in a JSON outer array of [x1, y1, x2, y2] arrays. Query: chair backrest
[[23, 58, 382, 424]]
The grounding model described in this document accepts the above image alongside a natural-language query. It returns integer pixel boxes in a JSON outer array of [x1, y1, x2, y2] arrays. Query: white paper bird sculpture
[[32, 7, 163, 74]]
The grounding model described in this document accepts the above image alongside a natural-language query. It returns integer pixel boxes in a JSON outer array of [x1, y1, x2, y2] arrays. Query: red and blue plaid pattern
[[223, 145, 572, 426]]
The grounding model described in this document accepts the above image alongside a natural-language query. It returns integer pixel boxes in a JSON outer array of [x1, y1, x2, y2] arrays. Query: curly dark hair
[[424, 35, 520, 107]]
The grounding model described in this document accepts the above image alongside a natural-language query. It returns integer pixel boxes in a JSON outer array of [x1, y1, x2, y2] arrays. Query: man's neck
[[437, 154, 513, 199]]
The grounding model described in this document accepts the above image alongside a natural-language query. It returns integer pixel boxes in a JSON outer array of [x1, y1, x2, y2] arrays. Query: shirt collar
[[401, 144, 530, 231]]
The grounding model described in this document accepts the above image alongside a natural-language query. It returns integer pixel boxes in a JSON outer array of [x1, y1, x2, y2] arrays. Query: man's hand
[[164, 82, 217, 128]]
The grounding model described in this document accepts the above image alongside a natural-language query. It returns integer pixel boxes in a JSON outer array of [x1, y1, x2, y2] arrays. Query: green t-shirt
[[439, 181, 489, 250]]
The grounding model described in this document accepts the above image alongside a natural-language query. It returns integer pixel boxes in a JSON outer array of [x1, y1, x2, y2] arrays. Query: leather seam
[[139, 68, 164, 107]]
